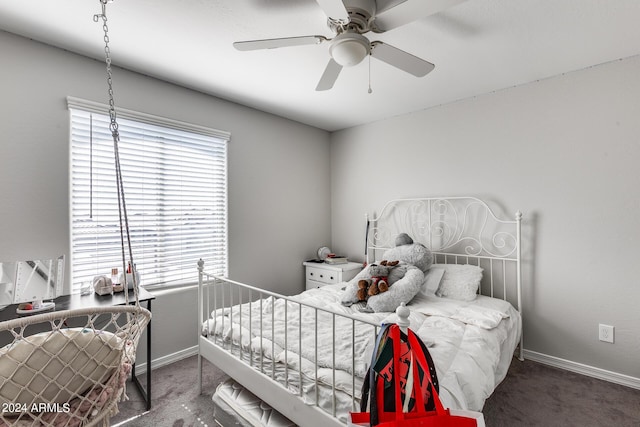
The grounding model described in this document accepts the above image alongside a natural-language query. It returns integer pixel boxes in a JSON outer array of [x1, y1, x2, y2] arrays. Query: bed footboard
[[197, 259, 395, 427]]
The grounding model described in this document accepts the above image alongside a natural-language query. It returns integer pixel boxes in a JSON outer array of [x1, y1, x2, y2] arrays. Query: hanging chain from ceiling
[[93, 0, 139, 304]]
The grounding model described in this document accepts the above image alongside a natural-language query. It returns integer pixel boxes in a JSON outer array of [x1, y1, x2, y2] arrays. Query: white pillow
[[435, 264, 483, 302], [0, 328, 122, 407], [420, 267, 446, 296]]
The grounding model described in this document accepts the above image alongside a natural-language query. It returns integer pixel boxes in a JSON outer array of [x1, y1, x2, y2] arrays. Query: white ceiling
[[2, 0, 640, 131]]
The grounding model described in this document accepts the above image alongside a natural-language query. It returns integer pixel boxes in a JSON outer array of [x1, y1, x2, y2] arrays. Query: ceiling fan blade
[[315, 0, 349, 21], [316, 59, 343, 91], [375, 0, 408, 14], [373, 0, 467, 32], [370, 42, 434, 77], [234, 35, 328, 51]]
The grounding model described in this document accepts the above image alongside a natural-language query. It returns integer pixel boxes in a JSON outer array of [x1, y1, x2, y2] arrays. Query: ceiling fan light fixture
[[329, 32, 370, 67]]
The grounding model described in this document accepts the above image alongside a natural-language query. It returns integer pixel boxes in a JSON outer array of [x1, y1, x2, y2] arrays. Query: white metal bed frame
[[197, 197, 523, 427]]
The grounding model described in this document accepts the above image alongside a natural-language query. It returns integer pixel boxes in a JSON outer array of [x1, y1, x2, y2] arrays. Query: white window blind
[[68, 97, 228, 293]]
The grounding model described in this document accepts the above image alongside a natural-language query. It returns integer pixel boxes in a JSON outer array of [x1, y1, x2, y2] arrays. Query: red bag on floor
[[350, 324, 478, 427]]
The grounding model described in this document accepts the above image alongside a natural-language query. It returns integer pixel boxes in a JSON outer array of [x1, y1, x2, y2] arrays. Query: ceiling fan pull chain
[[368, 53, 373, 94]]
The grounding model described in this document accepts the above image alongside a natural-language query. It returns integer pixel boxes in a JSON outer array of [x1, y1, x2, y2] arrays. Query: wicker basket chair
[[0, 305, 150, 426]]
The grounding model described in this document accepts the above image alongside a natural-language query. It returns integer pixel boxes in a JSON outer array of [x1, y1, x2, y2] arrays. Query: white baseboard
[[134, 345, 198, 374], [524, 349, 640, 390]]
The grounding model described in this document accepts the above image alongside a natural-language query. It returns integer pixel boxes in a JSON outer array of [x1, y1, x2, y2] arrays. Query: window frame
[[67, 96, 229, 293]]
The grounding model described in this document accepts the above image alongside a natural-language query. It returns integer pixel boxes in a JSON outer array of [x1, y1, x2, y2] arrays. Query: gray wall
[[0, 31, 331, 365], [330, 55, 640, 381]]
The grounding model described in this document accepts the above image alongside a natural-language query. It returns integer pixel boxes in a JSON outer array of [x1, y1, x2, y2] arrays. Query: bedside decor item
[[317, 246, 332, 260], [325, 254, 348, 264]]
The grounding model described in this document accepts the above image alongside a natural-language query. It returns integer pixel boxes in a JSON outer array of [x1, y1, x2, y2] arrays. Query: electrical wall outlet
[[599, 324, 614, 343]]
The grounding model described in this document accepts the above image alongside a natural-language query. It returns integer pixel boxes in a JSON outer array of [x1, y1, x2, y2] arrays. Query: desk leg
[[146, 299, 151, 409], [131, 299, 152, 410]]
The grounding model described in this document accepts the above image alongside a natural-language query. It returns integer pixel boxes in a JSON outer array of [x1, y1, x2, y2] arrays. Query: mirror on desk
[[0, 256, 65, 311]]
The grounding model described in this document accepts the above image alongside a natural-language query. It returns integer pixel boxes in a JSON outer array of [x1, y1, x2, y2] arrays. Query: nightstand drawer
[[303, 261, 362, 291], [306, 266, 339, 285]]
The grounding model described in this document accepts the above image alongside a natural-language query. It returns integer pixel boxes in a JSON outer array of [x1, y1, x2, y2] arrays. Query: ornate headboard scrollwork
[[367, 197, 521, 261]]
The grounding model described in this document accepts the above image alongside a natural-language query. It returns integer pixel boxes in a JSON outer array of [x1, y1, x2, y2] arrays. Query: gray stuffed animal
[[342, 233, 433, 312], [383, 233, 433, 275]]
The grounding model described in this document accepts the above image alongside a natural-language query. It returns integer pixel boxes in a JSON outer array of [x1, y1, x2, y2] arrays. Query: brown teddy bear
[[356, 260, 400, 301]]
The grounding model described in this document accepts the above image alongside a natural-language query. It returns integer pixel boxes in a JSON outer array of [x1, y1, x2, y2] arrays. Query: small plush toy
[[356, 260, 400, 301]]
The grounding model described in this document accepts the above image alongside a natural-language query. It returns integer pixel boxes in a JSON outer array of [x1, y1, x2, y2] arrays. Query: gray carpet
[[110, 356, 226, 427], [111, 355, 640, 426], [483, 360, 640, 426]]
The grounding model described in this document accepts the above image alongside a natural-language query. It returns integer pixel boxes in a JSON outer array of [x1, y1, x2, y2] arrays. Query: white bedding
[[202, 283, 521, 418]]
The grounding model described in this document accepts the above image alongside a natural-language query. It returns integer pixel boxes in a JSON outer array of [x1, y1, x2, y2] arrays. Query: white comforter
[[203, 283, 521, 413]]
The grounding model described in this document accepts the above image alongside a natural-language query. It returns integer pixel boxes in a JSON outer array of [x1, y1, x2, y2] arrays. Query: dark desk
[[0, 288, 155, 410]]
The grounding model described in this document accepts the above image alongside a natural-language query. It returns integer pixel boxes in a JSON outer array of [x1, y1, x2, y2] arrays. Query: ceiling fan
[[233, 0, 467, 91]]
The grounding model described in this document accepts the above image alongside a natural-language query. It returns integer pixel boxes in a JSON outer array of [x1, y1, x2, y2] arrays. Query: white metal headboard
[[366, 196, 523, 359]]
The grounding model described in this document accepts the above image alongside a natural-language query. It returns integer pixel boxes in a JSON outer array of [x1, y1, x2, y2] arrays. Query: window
[[68, 97, 228, 293]]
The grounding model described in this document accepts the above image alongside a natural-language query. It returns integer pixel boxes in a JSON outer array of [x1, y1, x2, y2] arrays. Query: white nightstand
[[303, 261, 362, 291]]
